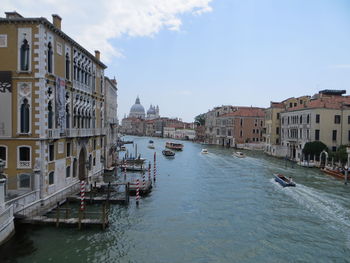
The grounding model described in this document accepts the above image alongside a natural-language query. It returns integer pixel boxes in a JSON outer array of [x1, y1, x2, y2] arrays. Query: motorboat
[[233, 151, 245, 158], [298, 160, 316, 168], [148, 140, 155, 149], [120, 146, 126, 151], [274, 174, 296, 187], [201, 149, 209, 154], [321, 167, 346, 180], [165, 142, 184, 151], [162, 149, 175, 157]]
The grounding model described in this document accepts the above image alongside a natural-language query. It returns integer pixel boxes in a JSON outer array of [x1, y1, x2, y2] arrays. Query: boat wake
[[270, 178, 350, 231]]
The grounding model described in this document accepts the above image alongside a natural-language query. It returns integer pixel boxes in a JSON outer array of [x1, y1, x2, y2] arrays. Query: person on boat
[[289, 177, 293, 183]]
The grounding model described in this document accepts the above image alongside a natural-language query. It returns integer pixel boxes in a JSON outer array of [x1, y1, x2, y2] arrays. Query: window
[[18, 173, 31, 188], [307, 114, 310, 124], [300, 129, 302, 139], [93, 139, 96, 150], [20, 39, 29, 71], [89, 155, 92, 170], [276, 127, 279, 135], [277, 113, 280, 119], [299, 115, 302, 124], [0, 146, 7, 167], [299, 100, 303, 104], [93, 157, 96, 166], [282, 117, 284, 125], [348, 130, 350, 141], [18, 146, 31, 168], [348, 116, 350, 124], [47, 42, 53, 73], [216, 129, 219, 136], [334, 115, 341, 124], [316, 114, 320, 124], [49, 144, 54, 162], [73, 158, 77, 177], [65, 53, 70, 80], [315, 130, 320, 141], [332, 130, 337, 141], [100, 138, 103, 148], [240, 130, 243, 137], [252, 129, 255, 134], [276, 138, 279, 144], [66, 166, 71, 178], [287, 117, 290, 124], [240, 119, 243, 126], [48, 100, 54, 129], [294, 103, 297, 107], [20, 98, 30, 133], [66, 142, 71, 157], [48, 171, 54, 185], [332, 146, 337, 152], [66, 104, 70, 128], [289, 102, 292, 108]]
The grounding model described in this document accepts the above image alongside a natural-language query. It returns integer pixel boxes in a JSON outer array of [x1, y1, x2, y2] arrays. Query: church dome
[[129, 96, 145, 118], [147, 105, 156, 115]]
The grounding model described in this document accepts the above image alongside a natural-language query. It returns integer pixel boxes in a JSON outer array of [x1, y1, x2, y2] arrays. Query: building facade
[[0, 12, 106, 200], [104, 77, 118, 171], [280, 90, 350, 161]]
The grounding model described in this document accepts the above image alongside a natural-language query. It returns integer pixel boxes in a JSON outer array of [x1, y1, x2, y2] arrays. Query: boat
[[120, 164, 146, 172], [321, 168, 345, 180], [165, 142, 184, 151], [297, 160, 316, 168], [148, 140, 155, 149], [274, 174, 296, 187], [162, 150, 175, 157], [233, 152, 245, 158], [201, 149, 209, 154], [120, 146, 126, 151]]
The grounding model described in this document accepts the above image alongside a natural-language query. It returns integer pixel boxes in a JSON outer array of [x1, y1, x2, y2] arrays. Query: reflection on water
[[1, 136, 350, 262]]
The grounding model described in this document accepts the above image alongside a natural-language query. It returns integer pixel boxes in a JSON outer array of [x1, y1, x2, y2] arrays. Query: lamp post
[[0, 159, 7, 209]]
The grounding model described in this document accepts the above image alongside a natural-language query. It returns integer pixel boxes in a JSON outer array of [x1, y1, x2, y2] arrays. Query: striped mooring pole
[[148, 162, 151, 182], [153, 152, 156, 182], [136, 179, 140, 206], [80, 180, 85, 211], [142, 170, 146, 188]]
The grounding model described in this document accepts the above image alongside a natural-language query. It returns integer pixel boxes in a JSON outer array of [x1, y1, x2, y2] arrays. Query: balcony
[[18, 161, 31, 169], [73, 80, 92, 94], [48, 128, 107, 139]]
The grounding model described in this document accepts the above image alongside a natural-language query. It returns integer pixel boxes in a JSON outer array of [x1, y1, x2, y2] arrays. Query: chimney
[[5, 11, 23, 19], [95, 50, 100, 60], [52, 14, 62, 30]]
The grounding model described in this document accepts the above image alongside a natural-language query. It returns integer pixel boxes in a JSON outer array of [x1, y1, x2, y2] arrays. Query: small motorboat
[[201, 149, 209, 154], [233, 152, 245, 158], [274, 174, 296, 187], [162, 149, 175, 157], [148, 140, 155, 149], [298, 160, 316, 168], [120, 146, 126, 151]]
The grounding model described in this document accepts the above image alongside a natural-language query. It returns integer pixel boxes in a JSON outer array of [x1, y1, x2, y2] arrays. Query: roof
[[220, 107, 265, 117], [286, 95, 350, 111], [0, 15, 107, 69]]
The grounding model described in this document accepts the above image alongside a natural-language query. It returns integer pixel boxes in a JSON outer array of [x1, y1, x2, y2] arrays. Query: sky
[[1, 0, 350, 122]]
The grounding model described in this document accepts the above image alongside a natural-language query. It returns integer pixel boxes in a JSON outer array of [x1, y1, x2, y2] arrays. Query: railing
[[5, 190, 40, 214], [47, 129, 61, 139], [73, 80, 92, 94], [0, 205, 14, 229], [18, 161, 31, 169]]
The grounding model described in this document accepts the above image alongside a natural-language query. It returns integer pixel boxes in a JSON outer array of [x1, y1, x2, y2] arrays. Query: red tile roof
[[220, 107, 265, 117], [286, 95, 350, 111]]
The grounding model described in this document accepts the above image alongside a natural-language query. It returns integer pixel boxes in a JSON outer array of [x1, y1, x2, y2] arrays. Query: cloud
[[1, 0, 213, 62]]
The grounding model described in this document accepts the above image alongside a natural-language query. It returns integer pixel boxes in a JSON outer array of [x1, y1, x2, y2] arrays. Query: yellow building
[[280, 90, 350, 161], [0, 12, 107, 200], [264, 96, 310, 157]]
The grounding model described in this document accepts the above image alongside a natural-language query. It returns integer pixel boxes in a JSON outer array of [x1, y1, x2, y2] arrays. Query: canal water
[[1, 136, 350, 262]]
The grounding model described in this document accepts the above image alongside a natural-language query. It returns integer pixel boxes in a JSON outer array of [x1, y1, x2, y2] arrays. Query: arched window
[[65, 53, 70, 80], [20, 98, 30, 133], [48, 171, 54, 185], [66, 104, 70, 129], [299, 115, 302, 124], [73, 64, 77, 80], [307, 114, 310, 124], [20, 38, 30, 71], [18, 146, 31, 168], [48, 100, 54, 129], [73, 158, 77, 177], [47, 42, 53, 73], [0, 146, 7, 168]]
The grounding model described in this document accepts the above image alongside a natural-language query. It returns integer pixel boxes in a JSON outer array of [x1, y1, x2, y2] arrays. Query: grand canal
[[1, 136, 350, 262]]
